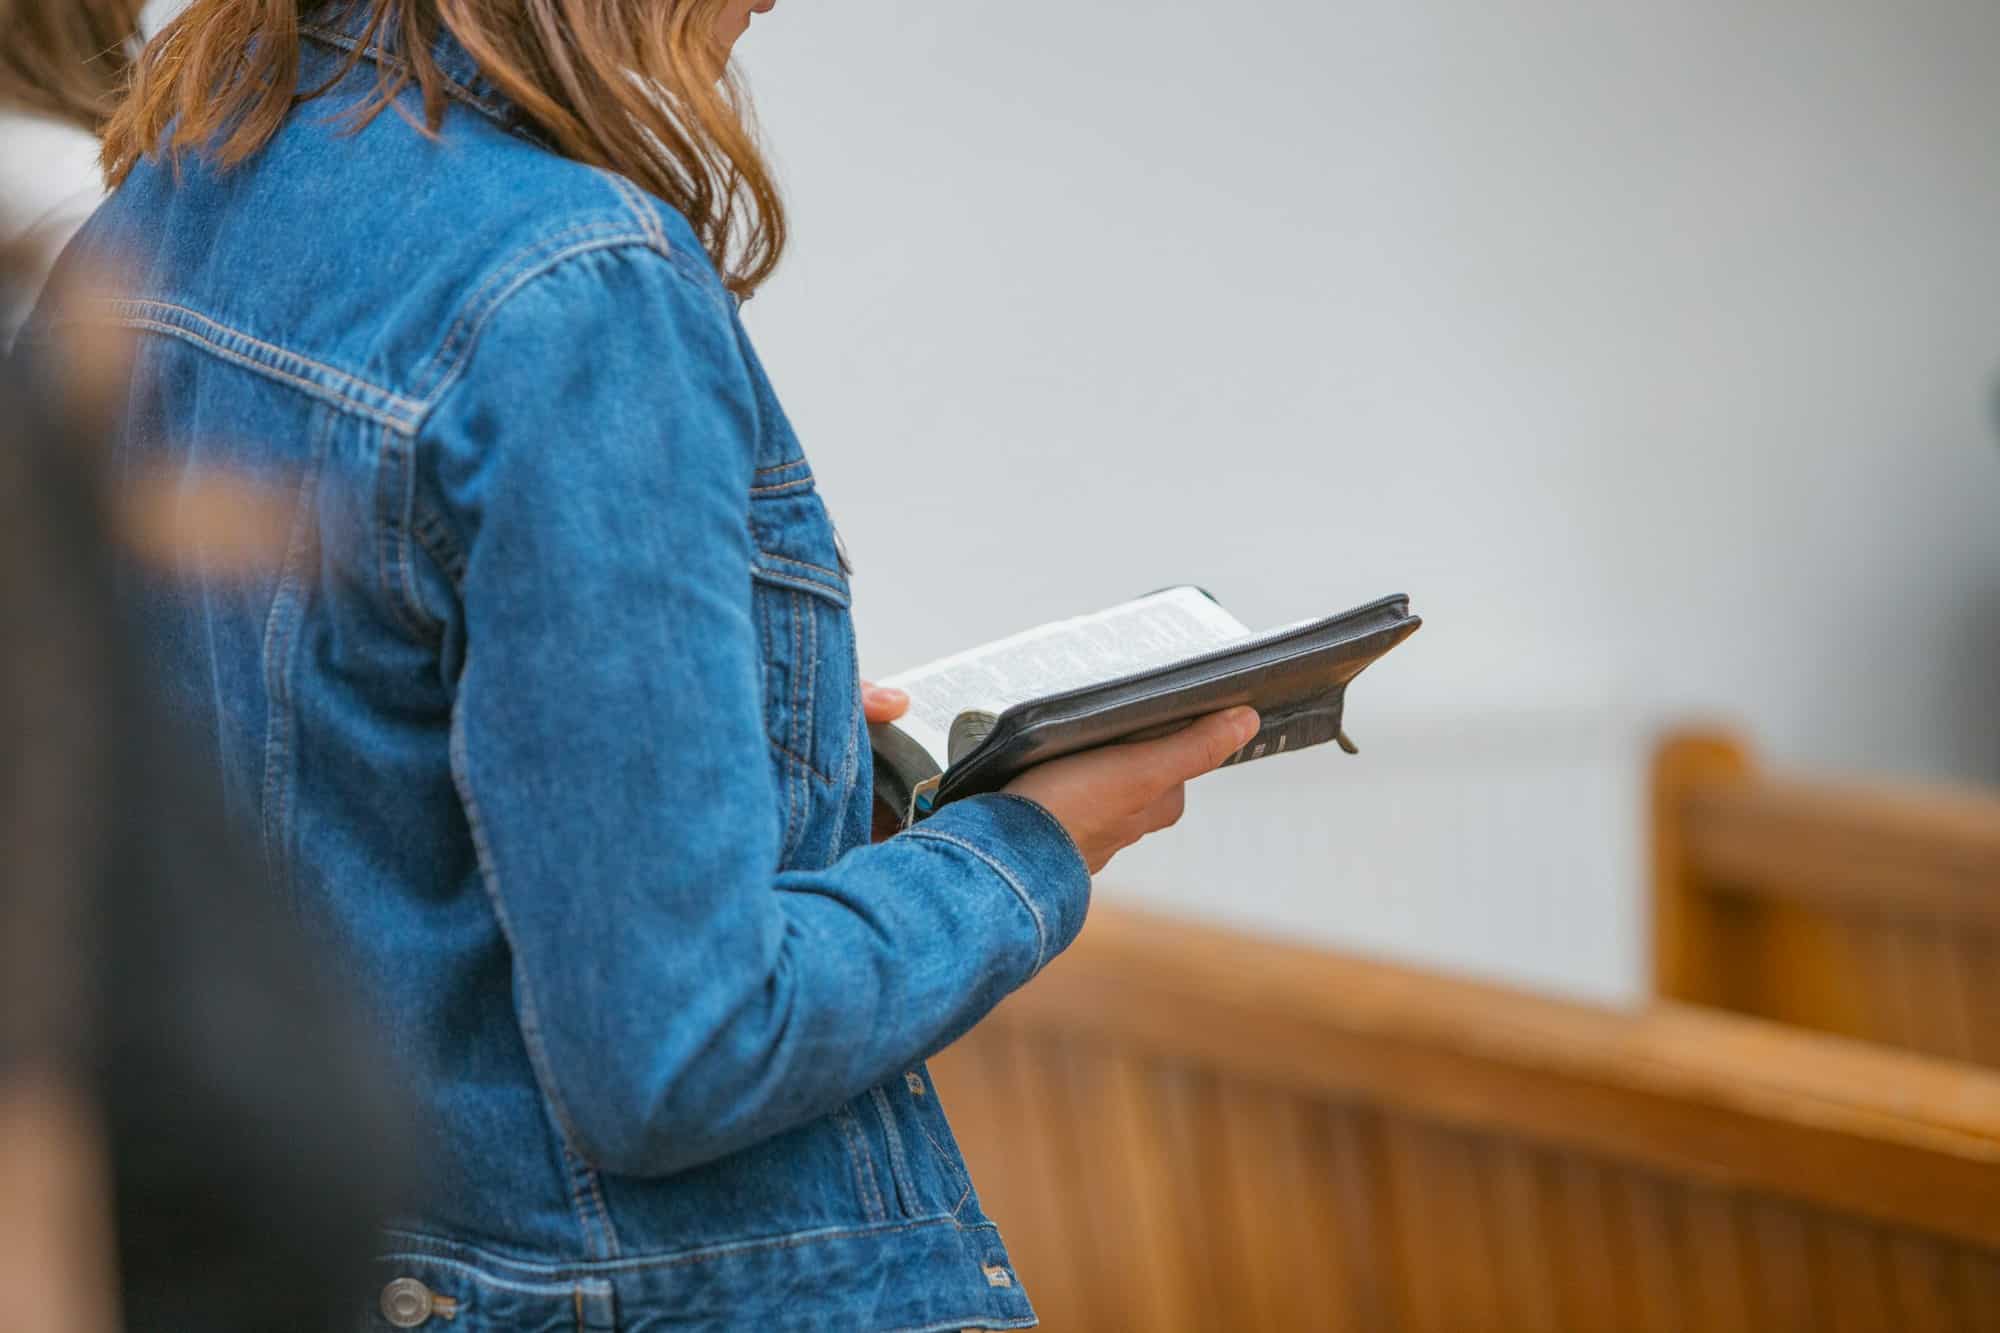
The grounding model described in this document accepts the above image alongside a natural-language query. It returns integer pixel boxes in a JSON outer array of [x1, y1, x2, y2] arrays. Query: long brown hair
[[102, 0, 786, 297], [0, 0, 146, 131]]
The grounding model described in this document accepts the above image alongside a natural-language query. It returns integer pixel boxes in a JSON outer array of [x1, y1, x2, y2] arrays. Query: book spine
[[1224, 696, 1355, 767]]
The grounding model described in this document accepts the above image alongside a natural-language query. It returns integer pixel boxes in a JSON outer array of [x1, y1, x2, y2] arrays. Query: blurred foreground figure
[[0, 0, 148, 336], [0, 279, 406, 1331]]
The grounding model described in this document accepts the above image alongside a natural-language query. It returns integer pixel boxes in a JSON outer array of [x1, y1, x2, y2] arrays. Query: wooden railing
[[1651, 729, 2000, 1063], [930, 736, 2000, 1328], [932, 905, 2000, 1332]]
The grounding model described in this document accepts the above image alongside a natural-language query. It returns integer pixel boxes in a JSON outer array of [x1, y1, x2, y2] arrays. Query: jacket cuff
[[904, 793, 1092, 976]]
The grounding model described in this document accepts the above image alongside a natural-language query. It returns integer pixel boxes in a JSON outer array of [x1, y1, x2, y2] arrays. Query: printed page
[[881, 587, 1251, 765]]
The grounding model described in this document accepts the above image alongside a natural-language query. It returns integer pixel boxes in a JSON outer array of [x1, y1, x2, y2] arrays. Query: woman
[[35, 1, 1258, 1327]]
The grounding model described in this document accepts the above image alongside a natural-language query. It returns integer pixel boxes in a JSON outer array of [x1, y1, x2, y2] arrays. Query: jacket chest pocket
[[747, 463, 862, 856]]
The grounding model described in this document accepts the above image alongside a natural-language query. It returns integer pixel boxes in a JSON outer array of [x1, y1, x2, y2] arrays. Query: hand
[[863, 682, 911, 843], [1003, 707, 1260, 874], [862, 682, 910, 727]]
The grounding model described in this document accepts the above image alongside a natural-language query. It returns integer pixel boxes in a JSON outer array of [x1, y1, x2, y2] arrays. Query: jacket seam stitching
[[447, 704, 622, 1257], [408, 217, 642, 404], [787, 590, 803, 772], [838, 626, 863, 791], [752, 591, 792, 851], [411, 235, 712, 430], [868, 1085, 919, 1216], [753, 549, 847, 583], [579, 1165, 620, 1261], [802, 586, 820, 803], [594, 167, 667, 254], [900, 828, 1051, 973], [93, 297, 421, 418], [380, 1213, 1004, 1277], [830, 1102, 888, 1222], [409, 497, 469, 592], [766, 736, 838, 789], [905, 1072, 974, 1216], [749, 564, 849, 607], [561, 1144, 622, 1261], [782, 590, 805, 861], [84, 311, 415, 432], [985, 793, 1089, 883], [375, 422, 447, 644], [370, 1260, 610, 1300], [299, 23, 511, 121], [593, 169, 646, 243], [257, 410, 331, 880], [375, 1260, 1037, 1331], [919, 1119, 975, 1218], [623, 170, 667, 252]]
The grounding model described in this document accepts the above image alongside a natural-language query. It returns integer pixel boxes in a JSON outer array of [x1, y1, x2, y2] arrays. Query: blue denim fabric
[[26, 13, 1092, 1331]]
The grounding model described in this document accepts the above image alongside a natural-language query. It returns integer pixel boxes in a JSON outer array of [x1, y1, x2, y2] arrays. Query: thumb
[[1144, 707, 1261, 784], [861, 682, 910, 725]]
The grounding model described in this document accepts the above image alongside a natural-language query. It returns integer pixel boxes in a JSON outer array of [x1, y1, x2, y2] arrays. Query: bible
[[869, 586, 1421, 826]]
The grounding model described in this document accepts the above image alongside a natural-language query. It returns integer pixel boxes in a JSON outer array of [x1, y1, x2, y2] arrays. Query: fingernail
[[868, 686, 908, 705], [1230, 707, 1261, 742]]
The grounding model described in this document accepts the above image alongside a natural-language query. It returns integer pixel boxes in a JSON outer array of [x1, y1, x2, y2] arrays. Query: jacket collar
[[302, 2, 520, 133]]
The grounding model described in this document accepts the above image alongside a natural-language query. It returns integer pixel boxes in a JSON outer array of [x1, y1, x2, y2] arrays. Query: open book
[[870, 587, 1421, 825]]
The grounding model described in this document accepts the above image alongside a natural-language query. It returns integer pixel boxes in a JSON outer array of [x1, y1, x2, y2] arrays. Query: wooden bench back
[[1651, 729, 2000, 1063], [932, 906, 2000, 1332]]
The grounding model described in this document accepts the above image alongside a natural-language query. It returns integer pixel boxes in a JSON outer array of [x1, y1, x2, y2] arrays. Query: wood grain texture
[[985, 904, 2000, 1244], [1680, 778, 2000, 926], [1647, 727, 2000, 1069], [1481, 1138, 1561, 1333], [1819, 1215, 1894, 1333], [1679, 1186, 1755, 1333], [1651, 729, 1757, 1007], [933, 903, 2000, 1331]]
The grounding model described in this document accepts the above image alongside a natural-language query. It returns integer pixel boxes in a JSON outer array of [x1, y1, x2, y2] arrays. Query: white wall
[[740, 0, 2000, 1000]]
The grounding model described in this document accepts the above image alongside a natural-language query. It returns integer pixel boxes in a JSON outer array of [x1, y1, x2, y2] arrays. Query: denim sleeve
[[422, 242, 1091, 1178]]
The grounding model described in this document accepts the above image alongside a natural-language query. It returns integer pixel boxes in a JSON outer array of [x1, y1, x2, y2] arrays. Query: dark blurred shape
[[0, 0, 144, 131], [2, 295, 409, 1329]]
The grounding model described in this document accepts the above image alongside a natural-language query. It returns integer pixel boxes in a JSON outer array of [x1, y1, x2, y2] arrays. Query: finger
[[1137, 707, 1260, 786], [862, 683, 910, 724]]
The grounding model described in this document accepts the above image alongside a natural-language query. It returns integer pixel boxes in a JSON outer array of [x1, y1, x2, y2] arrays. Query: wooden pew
[[932, 906, 2000, 1332], [1651, 729, 2000, 1063]]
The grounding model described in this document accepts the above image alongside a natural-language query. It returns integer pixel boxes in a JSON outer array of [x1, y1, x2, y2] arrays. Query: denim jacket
[[30, 13, 1092, 1330]]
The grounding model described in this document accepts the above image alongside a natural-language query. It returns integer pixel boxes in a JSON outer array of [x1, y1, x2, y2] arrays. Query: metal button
[[381, 1277, 434, 1328]]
